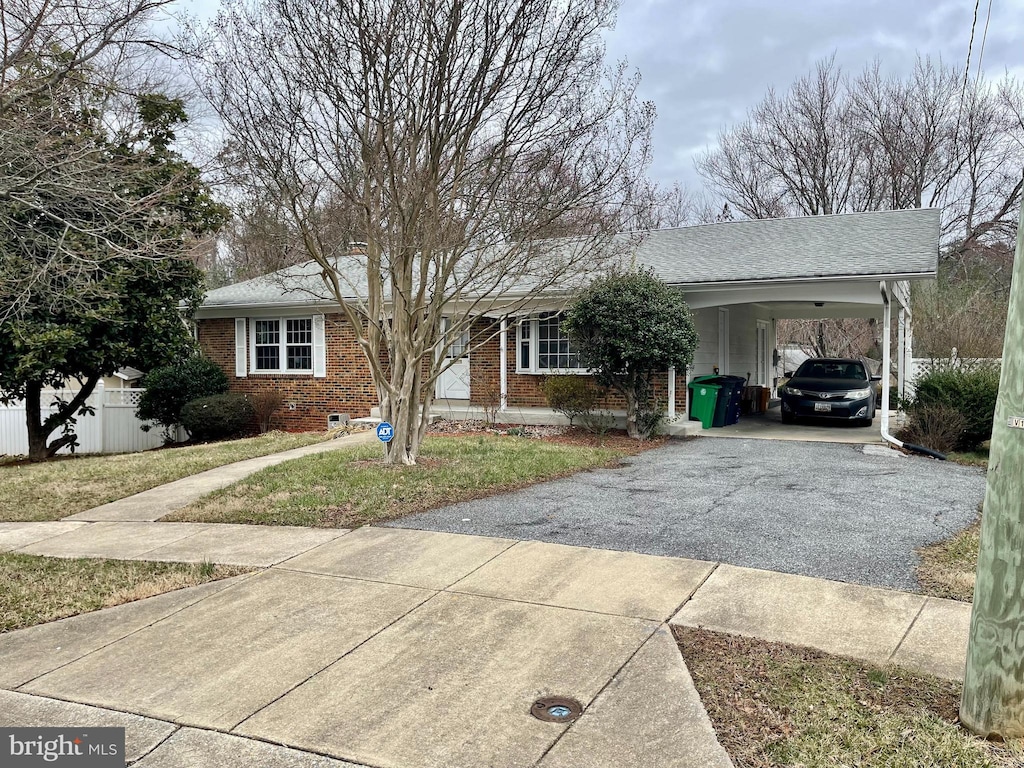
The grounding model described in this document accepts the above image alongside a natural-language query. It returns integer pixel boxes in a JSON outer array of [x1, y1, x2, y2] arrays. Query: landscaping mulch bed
[[675, 626, 1021, 768], [426, 419, 669, 454]]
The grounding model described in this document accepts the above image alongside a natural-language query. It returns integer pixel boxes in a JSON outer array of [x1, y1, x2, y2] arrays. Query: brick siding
[[199, 313, 689, 431], [198, 315, 378, 432]]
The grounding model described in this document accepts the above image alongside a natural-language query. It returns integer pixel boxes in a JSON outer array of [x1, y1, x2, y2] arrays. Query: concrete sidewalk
[[0, 525, 971, 767], [61, 430, 378, 523]]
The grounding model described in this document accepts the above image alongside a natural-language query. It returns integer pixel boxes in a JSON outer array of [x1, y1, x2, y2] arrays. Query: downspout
[[880, 280, 945, 460]]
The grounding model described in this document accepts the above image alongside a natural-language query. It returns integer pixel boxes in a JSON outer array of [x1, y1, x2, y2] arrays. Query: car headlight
[[846, 388, 871, 399], [784, 387, 804, 396]]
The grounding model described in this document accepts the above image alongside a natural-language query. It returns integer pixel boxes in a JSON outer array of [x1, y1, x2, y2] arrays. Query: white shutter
[[234, 318, 247, 377], [313, 315, 327, 378]]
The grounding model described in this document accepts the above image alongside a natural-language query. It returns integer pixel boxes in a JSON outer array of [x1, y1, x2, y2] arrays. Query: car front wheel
[[781, 410, 795, 424]]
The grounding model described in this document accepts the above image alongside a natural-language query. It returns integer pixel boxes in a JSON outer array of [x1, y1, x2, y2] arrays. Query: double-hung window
[[252, 318, 313, 373], [516, 312, 586, 373]]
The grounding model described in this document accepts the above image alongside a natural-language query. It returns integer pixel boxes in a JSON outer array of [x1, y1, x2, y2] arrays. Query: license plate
[[814, 402, 832, 412]]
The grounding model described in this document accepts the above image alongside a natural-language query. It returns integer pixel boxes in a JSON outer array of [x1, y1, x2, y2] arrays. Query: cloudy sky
[[179, 0, 1023, 189], [604, 0, 1024, 186]]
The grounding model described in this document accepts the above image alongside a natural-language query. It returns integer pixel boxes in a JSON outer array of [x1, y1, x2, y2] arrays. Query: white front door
[[436, 318, 471, 400]]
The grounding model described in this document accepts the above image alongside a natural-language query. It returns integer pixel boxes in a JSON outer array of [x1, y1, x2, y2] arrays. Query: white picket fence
[[0, 384, 178, 457]]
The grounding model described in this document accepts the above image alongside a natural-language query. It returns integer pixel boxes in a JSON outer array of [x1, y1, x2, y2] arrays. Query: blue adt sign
[[376, 422, 394, 443]]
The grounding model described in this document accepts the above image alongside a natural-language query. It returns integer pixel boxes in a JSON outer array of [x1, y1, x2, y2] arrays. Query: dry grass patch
[[917, 512, 981, 602], [169, 433, 653, 528], [0, 553, 248, 632], [0, 431, 327, 522], [676, 626, 1022, 768]]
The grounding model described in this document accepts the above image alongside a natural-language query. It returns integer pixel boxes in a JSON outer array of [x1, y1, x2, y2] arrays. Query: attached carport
[[635, 209, 941, 443]]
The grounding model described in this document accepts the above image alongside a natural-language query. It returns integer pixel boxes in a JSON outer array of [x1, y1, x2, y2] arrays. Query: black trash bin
[[711, 375, 746, 427]]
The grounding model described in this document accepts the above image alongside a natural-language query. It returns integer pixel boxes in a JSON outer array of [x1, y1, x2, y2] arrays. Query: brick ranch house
[[194, 209, 939, 434]]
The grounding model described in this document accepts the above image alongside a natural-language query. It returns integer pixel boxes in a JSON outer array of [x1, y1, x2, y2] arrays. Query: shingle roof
[[632, 207, 939, 285], [199, 208, 939, 309]]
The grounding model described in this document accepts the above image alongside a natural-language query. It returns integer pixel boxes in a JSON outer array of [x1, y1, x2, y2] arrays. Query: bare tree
[[0, 0, 203, 324], [194, 0, 654, 465], [696, 54, 1024, 252], [777, 318, 879, 361]]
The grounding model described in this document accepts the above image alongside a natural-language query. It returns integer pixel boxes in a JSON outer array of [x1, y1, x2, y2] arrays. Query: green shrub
[[249, 389, 285, 433], [897, 403, 969, 454], [912, 367, 999, 451], [181, 394, 256, 442], [136, 356, 229, 439], [542, 375, 598, 425]]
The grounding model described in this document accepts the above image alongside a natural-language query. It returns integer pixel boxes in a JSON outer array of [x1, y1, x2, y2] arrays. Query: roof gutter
[[670, 270, 936, 291]]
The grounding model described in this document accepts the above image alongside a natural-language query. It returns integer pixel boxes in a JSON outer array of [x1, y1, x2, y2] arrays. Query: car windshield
[[795, 360, 866, 380]]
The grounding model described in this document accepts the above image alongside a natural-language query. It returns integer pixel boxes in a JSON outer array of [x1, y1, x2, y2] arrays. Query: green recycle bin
[[688, 376, 721, 429]]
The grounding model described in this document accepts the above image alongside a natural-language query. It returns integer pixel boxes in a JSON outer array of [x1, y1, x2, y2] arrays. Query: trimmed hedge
[[136, 356, 229, 436], [912, 367, 1000, 451], [181, 394, 256, 442]]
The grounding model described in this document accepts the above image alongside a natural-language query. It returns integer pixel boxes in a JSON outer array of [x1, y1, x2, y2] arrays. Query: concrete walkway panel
[[134, 727, 364, 768], [16, 522, 210, 559], [891, 597, 971, 681], [670, 564, 925, 665], [539, 628, 733, 768], [134, 524, 350, 567], [0, 521, 88, 552], [63, 432, 377, 523], [236, 592, 656, 768], [281, 526, 514, 589], [22, 570, 432, 730], [450, 541, 714, 620], [0, 690, 176, 763], [0, 576, 248, 689]]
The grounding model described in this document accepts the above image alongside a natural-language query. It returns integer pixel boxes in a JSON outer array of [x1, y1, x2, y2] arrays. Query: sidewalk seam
[[12, 571, 261, 690], [667, 561, 721, 621], [888, 597, 929, 664], [531, 624, 663, 767], [126, 724, 181, 767], [228, 588, 442, 734]]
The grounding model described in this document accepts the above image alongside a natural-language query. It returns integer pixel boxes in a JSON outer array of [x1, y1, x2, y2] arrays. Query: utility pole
[[960, 189, 1024, 738]]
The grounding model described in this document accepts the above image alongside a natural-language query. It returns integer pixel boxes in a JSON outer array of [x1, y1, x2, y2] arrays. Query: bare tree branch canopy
[[0, 0, 212, 324], [696, 55, 1024, 254], [194, 0, 655, 465]]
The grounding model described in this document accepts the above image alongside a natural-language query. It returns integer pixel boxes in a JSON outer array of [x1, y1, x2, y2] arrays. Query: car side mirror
[[869, 375, 881, 381], [784, 370, 794, 378]]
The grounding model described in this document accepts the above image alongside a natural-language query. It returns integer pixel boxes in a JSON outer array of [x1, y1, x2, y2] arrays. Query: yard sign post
[[960, 189, 1024, 739]]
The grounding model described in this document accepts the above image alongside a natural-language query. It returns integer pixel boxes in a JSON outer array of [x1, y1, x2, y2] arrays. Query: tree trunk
[[23, 376, 99, 461], [25, 383, 48, 462], [622, 387, 640, 439], [960, 193, 1024, 739]]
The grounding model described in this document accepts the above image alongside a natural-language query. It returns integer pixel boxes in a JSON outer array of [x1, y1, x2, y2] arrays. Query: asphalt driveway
[[389, 437, 988, 591]]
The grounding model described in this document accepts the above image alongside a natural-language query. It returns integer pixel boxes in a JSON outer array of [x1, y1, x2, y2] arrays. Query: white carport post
[[667, 367, 676, 420], [499, 317, 508, 411], [879, 281, 904, 448], [897, 307, 907, 403]]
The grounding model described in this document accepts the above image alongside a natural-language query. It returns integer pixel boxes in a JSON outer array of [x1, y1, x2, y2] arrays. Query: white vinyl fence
[[907, 353, 1001, 398], [0, 384, 179, 457]]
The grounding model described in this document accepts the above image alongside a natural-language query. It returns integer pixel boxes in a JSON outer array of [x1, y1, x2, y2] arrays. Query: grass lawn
[[168, 433, 649, 528], [0, 553, 247, 632], [917, 511, 981, 602], [0, 431, 326, 523], [676, 626, 1022, 768], [948, 447, 990, 468]]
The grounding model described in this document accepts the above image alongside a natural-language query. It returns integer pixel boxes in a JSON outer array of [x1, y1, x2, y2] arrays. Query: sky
[[604, 0, 1024, 186], [177, 0, 1024, 189]]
